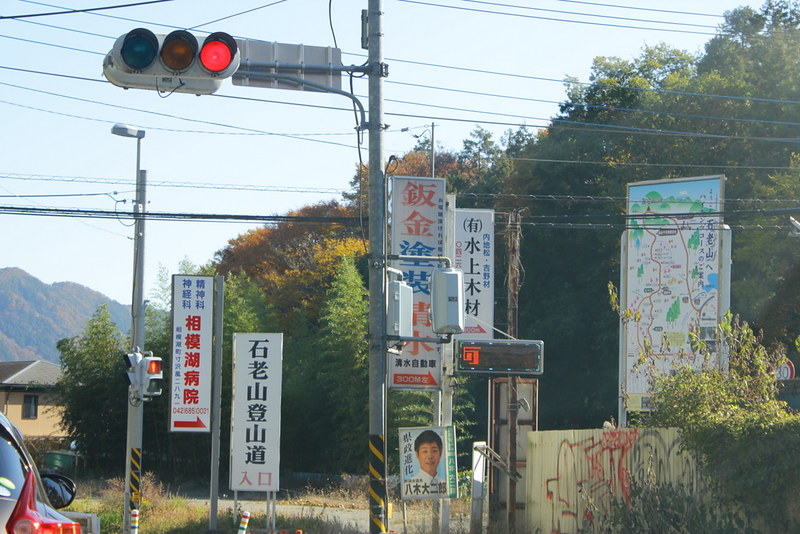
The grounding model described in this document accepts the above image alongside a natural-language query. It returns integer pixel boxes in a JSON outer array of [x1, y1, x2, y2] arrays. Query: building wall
[[0, 390, 66, 438], [526, 427, 699, 534]]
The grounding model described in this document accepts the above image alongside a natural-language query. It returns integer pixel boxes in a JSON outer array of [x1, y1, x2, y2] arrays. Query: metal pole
[[367, 0, 389, 532], [430, 123, 436, 178], [209, 276, 224, 529], [124, 148, 146, 532]]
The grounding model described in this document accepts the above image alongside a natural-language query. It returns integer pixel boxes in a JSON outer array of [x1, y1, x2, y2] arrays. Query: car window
[[0, 427, 28, 501]]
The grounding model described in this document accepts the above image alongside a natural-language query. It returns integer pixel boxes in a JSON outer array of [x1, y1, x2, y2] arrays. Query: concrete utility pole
[[111, 123, 146, 534], [366, 0, 389, 532]]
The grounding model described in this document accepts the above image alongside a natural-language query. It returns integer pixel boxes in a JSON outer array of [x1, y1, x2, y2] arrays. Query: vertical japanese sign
[[170, 275, 213, 432], [390, 176, 446, 390], [622, 175, 726, 411], [455, 209, 495, 339], [230, 333, 282, 492], [399, 425, 458, 500]]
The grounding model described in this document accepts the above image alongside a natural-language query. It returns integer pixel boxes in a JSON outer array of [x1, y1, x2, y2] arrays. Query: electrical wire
[[0, 0, 173, 20]]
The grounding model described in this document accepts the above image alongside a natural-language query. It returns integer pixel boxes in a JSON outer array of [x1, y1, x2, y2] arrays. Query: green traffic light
[[121, 28, 158, 70]]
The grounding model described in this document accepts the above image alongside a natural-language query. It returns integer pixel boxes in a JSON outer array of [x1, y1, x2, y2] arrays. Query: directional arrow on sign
[[173, 417, 207, 429]]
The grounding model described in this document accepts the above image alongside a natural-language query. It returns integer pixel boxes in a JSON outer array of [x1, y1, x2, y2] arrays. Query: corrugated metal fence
[[526, 427, 699, 534]]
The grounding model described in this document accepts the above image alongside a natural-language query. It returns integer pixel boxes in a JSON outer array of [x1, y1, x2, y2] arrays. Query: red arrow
[[393, 372, 437, 386], [173, 417, 207, 429]]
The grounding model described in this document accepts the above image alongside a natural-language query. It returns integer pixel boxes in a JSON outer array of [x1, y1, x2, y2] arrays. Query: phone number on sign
[[172, 407, 210, 415]]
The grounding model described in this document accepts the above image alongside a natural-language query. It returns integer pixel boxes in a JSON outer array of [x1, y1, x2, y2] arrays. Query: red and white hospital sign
[[390, 176, 446, 390], [170, 275, 214, 432]]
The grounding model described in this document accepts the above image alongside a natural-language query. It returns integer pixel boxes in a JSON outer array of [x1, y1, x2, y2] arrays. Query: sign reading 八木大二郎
[[230, 333, 282, 492], [398, 425, 457, 500], [170, 275, 214, 432], [389, 176, 446, 390]]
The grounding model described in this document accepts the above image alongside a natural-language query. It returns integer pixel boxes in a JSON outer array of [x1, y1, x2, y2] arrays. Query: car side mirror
[[42, 473, 76, 509]]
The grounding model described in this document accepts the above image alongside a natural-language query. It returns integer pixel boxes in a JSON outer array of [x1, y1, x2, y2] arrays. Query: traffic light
[[137, 354, 163, 399], [123, 352, 143, 390], [456, 339, 544, 376], [103, 28, 240, 95]]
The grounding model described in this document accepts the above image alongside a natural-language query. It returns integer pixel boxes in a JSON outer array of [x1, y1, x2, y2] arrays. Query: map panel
[[623, 176, 724, 410]]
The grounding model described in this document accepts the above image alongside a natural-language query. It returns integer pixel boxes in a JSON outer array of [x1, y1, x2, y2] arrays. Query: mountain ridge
[[0, 267, 131, 364]]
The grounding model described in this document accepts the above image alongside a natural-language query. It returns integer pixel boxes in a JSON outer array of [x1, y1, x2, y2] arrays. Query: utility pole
[[366, 0, 389, 532], [112, 123, 146, 534], [506, 209, 523, 534], [125, 166, 146, 532]]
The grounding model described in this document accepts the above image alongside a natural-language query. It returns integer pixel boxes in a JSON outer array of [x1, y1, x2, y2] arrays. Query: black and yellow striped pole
[[129, 447, 142, 512], [369, 434, 388, 532]]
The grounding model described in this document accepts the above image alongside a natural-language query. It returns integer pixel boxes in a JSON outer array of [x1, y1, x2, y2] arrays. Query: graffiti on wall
[[529, 427, 696, 534]]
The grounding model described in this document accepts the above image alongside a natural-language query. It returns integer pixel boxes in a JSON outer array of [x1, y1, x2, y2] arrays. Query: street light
[[111, 122, 146, 533], [401, 123, 436, 177]]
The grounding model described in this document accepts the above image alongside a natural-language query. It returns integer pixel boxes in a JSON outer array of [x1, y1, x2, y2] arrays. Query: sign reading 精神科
[[170, 275, 214, 432], [622, 175, 729, 412], [389, 176, 446, 390], [230, 333, 282, 492]]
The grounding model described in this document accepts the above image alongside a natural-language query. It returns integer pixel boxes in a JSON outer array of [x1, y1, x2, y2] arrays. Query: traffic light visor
[[120, 28, 158, 70], [161, 30, 198, 71], [200, 32, 238, 73]]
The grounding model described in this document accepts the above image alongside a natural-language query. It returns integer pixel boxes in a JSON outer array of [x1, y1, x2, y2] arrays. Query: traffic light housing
[[137, 354, 163, 399], [123, 352, 143, 390], [103, 28, 240, 95], [456, 339, 544, 376]]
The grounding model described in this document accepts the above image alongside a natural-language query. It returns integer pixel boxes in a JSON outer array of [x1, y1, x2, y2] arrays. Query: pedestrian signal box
[[456, 339, 543, 376]]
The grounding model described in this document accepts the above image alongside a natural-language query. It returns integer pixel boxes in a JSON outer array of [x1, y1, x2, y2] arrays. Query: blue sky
[[0, 0, 760, 304]]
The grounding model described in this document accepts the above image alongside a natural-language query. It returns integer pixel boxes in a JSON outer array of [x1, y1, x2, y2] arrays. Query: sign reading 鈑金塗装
[[390, 176, 446, 390]]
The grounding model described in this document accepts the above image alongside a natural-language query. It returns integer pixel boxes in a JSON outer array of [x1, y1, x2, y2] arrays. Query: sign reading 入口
[[169, 275, 213, 432], [230, 333, 282, 492]]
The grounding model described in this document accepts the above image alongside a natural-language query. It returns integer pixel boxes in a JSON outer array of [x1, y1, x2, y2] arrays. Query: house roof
[[0, 361, 62, 386]]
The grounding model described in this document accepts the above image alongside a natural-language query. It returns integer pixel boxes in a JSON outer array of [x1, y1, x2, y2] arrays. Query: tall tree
[[55, 304, 128, 471]]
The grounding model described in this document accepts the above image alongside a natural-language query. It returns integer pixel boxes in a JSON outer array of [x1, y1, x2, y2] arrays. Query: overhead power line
[[0, 0, 173, 20], [0, 204, 364, 224], [397, 0, 716, 35]]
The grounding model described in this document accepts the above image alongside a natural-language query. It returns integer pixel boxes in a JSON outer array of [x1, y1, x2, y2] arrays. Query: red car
[[0, 411, 80, 533]]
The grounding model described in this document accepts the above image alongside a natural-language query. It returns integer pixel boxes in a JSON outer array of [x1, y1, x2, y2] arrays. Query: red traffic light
[[200, 32, 238, 73], [146, 359, 162, 374]]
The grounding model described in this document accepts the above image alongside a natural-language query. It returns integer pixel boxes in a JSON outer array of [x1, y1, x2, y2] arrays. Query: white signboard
[[622, 176, 728, 411], [170, 275, 214, 432], [455, 209, 495, 339], [390, 176, 446, 390], [399, 425, 458, 500], [230, 333, 282, 492]]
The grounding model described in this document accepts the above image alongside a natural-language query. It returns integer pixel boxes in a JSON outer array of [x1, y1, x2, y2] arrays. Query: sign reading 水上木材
[[230, 333, 282, 492], [455, 209, 494, 340], [170, 275, 214, 432], [390, 176, 446, 390]]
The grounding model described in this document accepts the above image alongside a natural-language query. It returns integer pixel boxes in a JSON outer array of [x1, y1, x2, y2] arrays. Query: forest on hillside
[[56, 3, 800, 480]]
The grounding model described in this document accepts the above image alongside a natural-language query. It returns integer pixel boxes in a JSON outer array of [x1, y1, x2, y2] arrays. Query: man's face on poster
[[416, 441, 442, 477]]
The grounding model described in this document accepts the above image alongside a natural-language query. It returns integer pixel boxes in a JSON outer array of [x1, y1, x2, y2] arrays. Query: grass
[[64, 473, 475, 534]]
